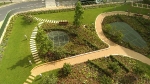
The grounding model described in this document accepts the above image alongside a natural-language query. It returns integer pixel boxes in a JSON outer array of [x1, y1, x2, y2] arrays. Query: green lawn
[[0, 16, 38, 84], [0, 2, 150, 84], [34, 3, 150, 24], [0, 2, 11, 7]]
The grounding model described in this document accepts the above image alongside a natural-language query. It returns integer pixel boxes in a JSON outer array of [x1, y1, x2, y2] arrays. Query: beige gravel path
[[31, 11, 150, 77]]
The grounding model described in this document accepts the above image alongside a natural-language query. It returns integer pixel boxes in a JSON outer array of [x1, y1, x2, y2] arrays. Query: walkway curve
[[31, 11, 150, 77]]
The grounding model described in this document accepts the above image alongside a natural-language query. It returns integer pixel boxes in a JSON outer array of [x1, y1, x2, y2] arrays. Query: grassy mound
[[110, 22, 147, 47], [102, 15, 150, 56]]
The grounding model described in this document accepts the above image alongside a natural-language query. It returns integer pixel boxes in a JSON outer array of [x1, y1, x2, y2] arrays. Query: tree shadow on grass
[[7, 54, 33, 70]]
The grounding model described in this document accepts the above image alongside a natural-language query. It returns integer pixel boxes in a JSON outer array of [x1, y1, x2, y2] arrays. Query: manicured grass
[[34, 3, 150, 24], [34, 7, 115, 24], [0, 16, 38, 84], [32, 55, 150, 84], [32, 69, 59, 84], [0, 2, 11, 7]]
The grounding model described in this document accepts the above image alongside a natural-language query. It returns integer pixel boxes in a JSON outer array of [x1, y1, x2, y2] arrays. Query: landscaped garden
[[35, 22, 108, 62], [102, 15, 150, 57], [0, 1, 150, 84], [32, 55, 150, 84]]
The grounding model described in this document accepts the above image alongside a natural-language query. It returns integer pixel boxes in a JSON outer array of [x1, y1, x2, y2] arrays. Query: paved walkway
[[30, 11, 150, 78]]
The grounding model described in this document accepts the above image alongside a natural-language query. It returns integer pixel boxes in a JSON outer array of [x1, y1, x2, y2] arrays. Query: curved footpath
[[31, 11, 150, 77]]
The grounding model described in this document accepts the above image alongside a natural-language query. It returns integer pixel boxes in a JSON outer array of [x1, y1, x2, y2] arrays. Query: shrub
[[133, 65, 145, 76], [22, 14, 34, 24], [143, 0, 150, 5], [61, 63, 72, 76], [108, 62, 120, 73], [100, 75, 113, 84]]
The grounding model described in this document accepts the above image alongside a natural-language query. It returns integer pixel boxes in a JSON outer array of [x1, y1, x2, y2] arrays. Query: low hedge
[[87, 60, 112, 77], [110, 55, 130, 73]]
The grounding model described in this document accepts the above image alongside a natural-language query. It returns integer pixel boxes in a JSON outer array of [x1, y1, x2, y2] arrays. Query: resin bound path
[[31, 11, 150, 77]]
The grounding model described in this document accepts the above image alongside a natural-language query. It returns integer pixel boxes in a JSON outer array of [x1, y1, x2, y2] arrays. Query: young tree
[[73, 0, 84, 28], [35, 27, 53, 56]]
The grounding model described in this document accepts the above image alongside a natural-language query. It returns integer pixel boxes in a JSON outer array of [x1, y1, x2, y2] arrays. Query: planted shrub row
[[87, 60, 112, 77], [110, 55, 130, 73]]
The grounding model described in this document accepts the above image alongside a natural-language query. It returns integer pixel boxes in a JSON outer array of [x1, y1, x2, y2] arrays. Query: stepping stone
[[56, 21, 59, 23], [30, 44, 36, 47], [32, 52, 38, 55], [31, 51, 38, 54], [32, 32, 37, 34], [30, 41, 36, 43], [31, 35, 36, 37], [32, 53, 39, 57], [36, 61, 42, 64], [31, 48, 37, 51], [51, 20, 54, 23], [33, 56, 39, 60], [35, 58, 40, 62], [26, 79, 32, 83], [31, 37, 36, 39], [30, 46, 36, 48], [23, 82, 28, 84], [32, 31, 37, 34], [29, 76, 35, 80], [31, 49, 37, 52]]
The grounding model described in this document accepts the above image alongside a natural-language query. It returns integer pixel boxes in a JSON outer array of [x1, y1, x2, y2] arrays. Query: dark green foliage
[[73, 0, 84, 27], [102, 15, 150, 56], [61, 63, 72, 76], [41, 74, 58, 84], [52, 47, 67, 60], [22, 14, 34, 24], [87, 60, 112, 77], [133, 65, 145, 76], [110, 55, 130, 72], [108, 62, 120, 73], [103, 24, 123, 43], [100, 75, 113, 84], [143, 0, 150, 4], [35, 27, 53, 56]]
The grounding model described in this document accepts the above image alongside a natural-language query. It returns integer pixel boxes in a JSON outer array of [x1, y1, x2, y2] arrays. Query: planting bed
[[36, 23, 108, 61], [110, 22, 147, 47], [102, 15, 150, 56], [32, 55, 150, 84]]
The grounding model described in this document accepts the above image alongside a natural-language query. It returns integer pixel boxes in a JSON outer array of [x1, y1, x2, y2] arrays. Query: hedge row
[[87, 60, 112, 77], [110, 55, 130, 73]]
